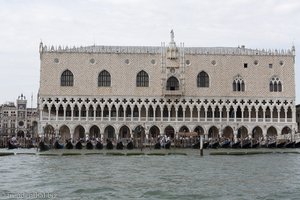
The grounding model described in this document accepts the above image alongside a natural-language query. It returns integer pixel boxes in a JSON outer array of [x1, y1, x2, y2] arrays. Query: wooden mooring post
[[200, 135, 203, 156]]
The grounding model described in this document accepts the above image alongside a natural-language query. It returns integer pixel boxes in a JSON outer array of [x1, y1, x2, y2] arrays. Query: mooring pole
[[200, 135, 203, 156]]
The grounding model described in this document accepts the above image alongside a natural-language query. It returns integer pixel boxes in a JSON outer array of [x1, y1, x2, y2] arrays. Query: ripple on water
[[1, 151, 300, 199]]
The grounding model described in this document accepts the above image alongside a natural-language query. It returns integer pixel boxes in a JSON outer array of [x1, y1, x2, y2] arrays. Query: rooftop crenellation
[[39, 43, 295, 56]]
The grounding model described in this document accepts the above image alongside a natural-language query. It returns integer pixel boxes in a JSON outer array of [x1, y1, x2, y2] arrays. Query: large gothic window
[[166, 76, 179, 90], [197, 71, 209, 87], [98, 70, 111, 87], [233, 75, 245, 91], [61, 70, 74, 86], [270, 76, 282, 92], [136, 70, 149, 87]]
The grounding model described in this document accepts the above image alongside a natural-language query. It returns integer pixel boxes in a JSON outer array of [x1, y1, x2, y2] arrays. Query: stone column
[[116, 107, 119, 121], [183, 108, 185, 122], [78, 108, 81, 121], [241, 108, 244, 122], [131, 107, 133, 121], [204, 107, 207, 122], [56, 107, 58, 121], [234, 108, 237, 122], [48, 109, 51, 121], [93, 107, 96, 121], [263, 108, 266, 122], [138, 107, 141, 121], [161, 108, 163, 121], [108, 106, 111, 121], [175, 108, 178, 121], [270, 109, 273, 122], [168, 108, 171, 122], [145, 107, 148, 122], [256, 109, 258, 122], [71, 107, 74, 121], [63, 106, 66, 121], [285, 110, 287, 123], [190, 108, 193, 122]]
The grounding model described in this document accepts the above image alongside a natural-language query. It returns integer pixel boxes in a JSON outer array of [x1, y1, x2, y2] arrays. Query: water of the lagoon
[[1, 150, 300, 200]]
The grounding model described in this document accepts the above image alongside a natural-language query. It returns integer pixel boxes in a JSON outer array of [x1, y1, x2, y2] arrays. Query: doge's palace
[[38, 31, 296, 142]]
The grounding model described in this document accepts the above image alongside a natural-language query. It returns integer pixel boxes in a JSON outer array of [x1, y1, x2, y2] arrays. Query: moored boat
[[116, 141, 124, 150], [127, 141, 134, 150], [86, 141, 94, 149], [75, 141, 83, 149], [65, 140, 73, 149], [39, 141, 50, 151], [54, 140, 64, 149], [106, 140, 113, 150], [96, 141, 103, 149], [220, 140, 231, 148], [7, 140, 18, 149], [231, 141, 241, 148], [285, 141, 295, 148]]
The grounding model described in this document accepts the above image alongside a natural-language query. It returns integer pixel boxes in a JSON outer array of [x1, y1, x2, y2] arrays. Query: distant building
[[0, 94, 38, 137], [38, 31, 296, 141]]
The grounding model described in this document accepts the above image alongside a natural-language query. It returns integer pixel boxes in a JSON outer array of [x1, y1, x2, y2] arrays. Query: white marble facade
[[38, 31, 297, 142]]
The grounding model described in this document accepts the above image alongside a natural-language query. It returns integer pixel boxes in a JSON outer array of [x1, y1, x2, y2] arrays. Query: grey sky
[[0, 0, 299, 106]]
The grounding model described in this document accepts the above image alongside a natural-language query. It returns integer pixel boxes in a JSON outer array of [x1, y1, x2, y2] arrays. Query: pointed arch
[[98, 70, 111, 87], [74, 125, 85, 139], [165, 126, 175, 138], [89, 125, 100, 138], [197, 71, 209, 87], [61, 70, 74, 86], [136, 70, 149, 87], [59, 125, 71, 141], [166, 76, 179, 90], [119, 125, 131, 139], [149, 125, 160, 138], [237, 126, 248, 139], [104, 125, 115, 139], [208, 126, 219, 139], [223, 126, 234, 140], [267, 126, 277, 137], [179, 126, 189, 133], [252, 126, 263, 139]]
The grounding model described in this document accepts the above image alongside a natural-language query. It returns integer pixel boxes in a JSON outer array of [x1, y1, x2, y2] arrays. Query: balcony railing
[[40, 115, 294, 124]]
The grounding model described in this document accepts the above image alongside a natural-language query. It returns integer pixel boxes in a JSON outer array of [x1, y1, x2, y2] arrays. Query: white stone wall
[[40, 49, 295, 98]]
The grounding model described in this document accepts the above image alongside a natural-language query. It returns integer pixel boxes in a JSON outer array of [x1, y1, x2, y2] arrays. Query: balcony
[[163, 89, 183, 96]]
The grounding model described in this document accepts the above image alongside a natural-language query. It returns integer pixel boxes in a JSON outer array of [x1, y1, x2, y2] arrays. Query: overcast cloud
[[0, 0, 299, 106]]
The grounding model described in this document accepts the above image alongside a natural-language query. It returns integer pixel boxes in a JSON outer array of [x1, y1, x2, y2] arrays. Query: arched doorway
[[237, 126, 248, 139], [149, 126, 160, 138], [44, 124, 55, 142], [166, 76, 179, 90], [252, 126, 263, 140], [119, 125, 131, 139], [281, 126, 291, 135], [179, 126, 189, 133], [89, 125, 100, 138], [59, 125, 71, 141], [267, 126, 277, 138], [104, 125, 115, 140], [164, 126, 175, 138], [223, 126, 234, 140], [74, 125, 85, 140], [208, 126, 219, 139], [194, 126, 204, 135]]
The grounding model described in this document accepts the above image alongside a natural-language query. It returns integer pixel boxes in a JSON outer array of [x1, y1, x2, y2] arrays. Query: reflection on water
[[1, 150, 300, 200]]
